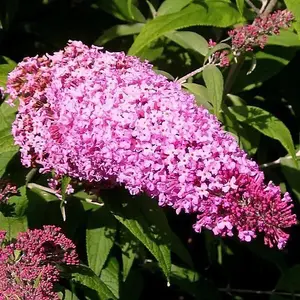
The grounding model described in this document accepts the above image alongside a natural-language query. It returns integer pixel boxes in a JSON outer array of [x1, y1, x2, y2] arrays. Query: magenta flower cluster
[[6, 40, 296, 248], [229, 10, 294, 55], [0, 225, 79, 299], [0, 180, 17, 204], [207, 39, 230, 67]]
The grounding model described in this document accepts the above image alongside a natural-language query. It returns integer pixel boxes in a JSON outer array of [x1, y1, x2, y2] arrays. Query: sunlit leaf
[[129, 3, 242, 56], [203, 65, 224, 117], [86, 206, 117, 275], [229, 105, 295, 158]]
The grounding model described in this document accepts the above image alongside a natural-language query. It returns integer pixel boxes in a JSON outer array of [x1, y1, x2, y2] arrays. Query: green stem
[[25, 168, 38, 185], [224, 56, 245, 95], [176, 65, 207, 85]]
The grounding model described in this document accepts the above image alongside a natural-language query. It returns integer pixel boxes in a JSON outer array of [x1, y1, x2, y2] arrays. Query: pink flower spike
[[6, 40, 296, 249]]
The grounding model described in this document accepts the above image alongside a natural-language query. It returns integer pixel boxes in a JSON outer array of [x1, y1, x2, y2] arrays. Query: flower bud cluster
[[0, 226, 79, 299]]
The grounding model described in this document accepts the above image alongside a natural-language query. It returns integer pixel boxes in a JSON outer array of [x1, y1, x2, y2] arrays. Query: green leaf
[[267, 30, 300, 47], [94, 23, 144, 46], [103, 191, 171, 283], [127, 0, 133, 19], [203, 65, 224, 117], [0, 56, 16, 87], [171, 264, 199, 284], [0, 212, 28, 239], [238, 123, 261, 156], [120, 226, 137, 282], [170, 231, 193, 268], [128, 2, 242, 56], [170, 264, 221, 299], [226, 94, 246, 106], [284, 0, 300, 37], [246, 53, 257, 75], [281, 157, 300, 202], [60, 176, 71, 221], [61, 176, 71, 201], [0, 100, 18, 176], [96, 0, 145, 23], [157, 0, 193, 16], [63, 289, 80, 300], [26, 188, 56, 228], [27, 186, 58, 202], [139, 195, 192, 268], [271, 265, 300, 300], [233, 30, 300, 92], [86, 206, 117, 276], [204, 43, 231, 63], [146, 0, 157, 18], [69, 265, 117, 300], [236, 0, 244, 14], [0, 129, 18, 177], [183, 83, 213, 110], [164, 31, 209, 56], [8, 185, 28, 217], [100, 256, 120, 298], [229, 105, 295, 159], [0, 100, 17, 130]]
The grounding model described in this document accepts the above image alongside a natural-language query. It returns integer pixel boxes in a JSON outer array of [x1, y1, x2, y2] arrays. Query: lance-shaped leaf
[[164, 31, 209, 56], [68, 265, 117, 300], [203, 65, 224, 118], [0, 212, 28, 239], [128, 2, 242, 56], [229, 105, 295, 159], [86, 206, 117, 275], [157, 0, 193, 16], [100, 256, 120, 298], [95, 23, 144, 46]]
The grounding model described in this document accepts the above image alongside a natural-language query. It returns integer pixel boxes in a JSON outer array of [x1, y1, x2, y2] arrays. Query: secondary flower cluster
[[0, 180, 17, 204], [6, 40, 296, 248], [0, 226, 79, 299], [208, 39, 230, 67], [229, 9, 294, 55]]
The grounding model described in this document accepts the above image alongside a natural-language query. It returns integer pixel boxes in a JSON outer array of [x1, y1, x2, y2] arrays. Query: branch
[[245, 0, 260, 14], [176, 65, 206, 85], [224, 56, 245, 95], [261, 0, 278, 16], [259, 0, 269, 14], [219, 287, 300, 297]]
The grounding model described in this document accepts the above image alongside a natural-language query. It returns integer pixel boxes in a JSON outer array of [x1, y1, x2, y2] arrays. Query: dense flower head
[[0, 225, 79, 299], [228, 10, 294, 55], [6, 40, 296, 248]]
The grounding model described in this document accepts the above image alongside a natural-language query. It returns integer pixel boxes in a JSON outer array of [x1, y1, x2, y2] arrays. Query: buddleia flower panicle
[[228, 9, 294, 55], [6, 40, 296, 249], [0, 226, 79, 299]]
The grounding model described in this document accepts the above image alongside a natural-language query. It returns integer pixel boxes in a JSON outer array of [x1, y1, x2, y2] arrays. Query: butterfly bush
[[0, 226, 79, 299], [229, 10, 294, 55], [206, 10, 294, 66], [6, 38, 296, 249]]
